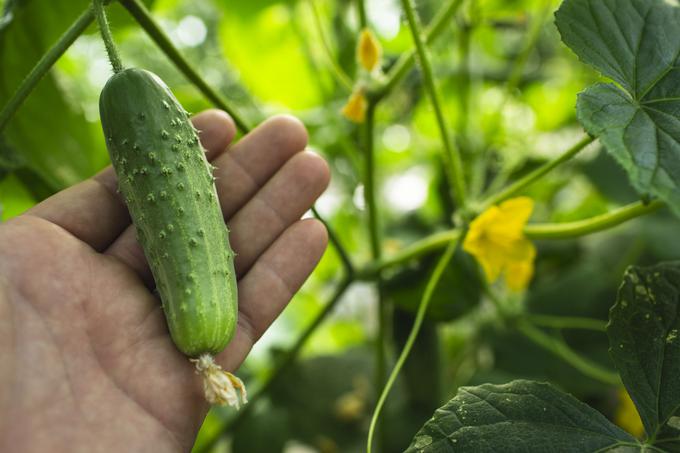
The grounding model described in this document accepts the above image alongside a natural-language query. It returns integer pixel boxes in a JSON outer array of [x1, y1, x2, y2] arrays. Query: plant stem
[[307, 0, 354, 92], [374, 0, 464, 100], [312, 206, 355, 275], [357, 0, 368, 28], [356, 228, 462, 279], [516, 320, 620, 385], [478, 135, 595, 211], [367, 236, 461, 453], [357, 199, 663, 278], [119, 0, 250, 133], [0, 7, 95, 134], [364, 103, 381, 262], [93, 0, 123, 73], [524, 200, 664, 239], [525, 314, 607, 332], [400, 0, 467, 213], [194, 278, 352, 453], [362, 102, 388, 450]]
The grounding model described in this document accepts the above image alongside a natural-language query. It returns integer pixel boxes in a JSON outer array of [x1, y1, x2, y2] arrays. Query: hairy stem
[[93, 0, 123, 73], [0, 7, 94, 133], [524, 200, 664, 239], [367, 235, 461, 453], [400, 0, 467, 213], [195, 278, 353, 453], [357, 199, 664, 279], [119, 0, 250, 133], [478, 135, 595, 211]]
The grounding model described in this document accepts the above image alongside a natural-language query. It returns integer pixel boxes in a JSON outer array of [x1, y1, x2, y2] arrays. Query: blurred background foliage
[[0, 0, 670, 451]]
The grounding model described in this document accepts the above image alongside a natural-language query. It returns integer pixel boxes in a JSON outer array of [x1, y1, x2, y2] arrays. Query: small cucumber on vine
[[99, 68, 246, 408]]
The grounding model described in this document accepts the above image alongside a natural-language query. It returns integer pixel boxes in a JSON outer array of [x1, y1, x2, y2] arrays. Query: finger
[[212, 115, 308, 219], [229, 151, 329, 277], [25, 109, 237, 251], [191, 109, 237, 160], [105, 115, 309, 280], [216, 219, 328, 370]]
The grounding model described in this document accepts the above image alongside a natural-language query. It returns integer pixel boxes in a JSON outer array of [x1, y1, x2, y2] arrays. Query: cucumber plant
[[3, 0, 680, 451]]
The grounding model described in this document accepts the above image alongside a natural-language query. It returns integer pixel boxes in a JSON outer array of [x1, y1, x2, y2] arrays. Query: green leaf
[[555, 0, 680, 216], [0, 0, 106, 189], [607, 262, 680, 442], [405, 380, 637, 452]]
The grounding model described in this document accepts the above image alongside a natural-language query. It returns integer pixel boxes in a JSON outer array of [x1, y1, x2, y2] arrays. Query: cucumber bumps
[[99, 68, 246, 408]]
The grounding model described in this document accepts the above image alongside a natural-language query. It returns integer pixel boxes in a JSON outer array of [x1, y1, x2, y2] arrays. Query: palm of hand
[[0, 112, 329, 452]]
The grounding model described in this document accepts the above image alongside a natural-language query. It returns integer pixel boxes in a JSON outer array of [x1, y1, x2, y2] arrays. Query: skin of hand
[[0, 110, 330, 452]]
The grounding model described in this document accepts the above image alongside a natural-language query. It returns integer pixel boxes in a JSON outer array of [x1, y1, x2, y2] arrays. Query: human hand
[[0, 111, 329, 452]]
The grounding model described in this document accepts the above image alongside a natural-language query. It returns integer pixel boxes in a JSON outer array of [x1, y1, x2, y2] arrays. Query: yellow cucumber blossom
[[615, 388, 644, 438], [341, 90, 368, 123], [357, 28, 382, 72], [463, 197, 536, 291]]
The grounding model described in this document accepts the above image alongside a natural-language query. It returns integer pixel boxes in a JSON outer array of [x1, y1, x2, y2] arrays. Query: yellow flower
[[341, 90, 368, 123], [615, 388, 645, 438], [463, 197, 536, 291], [357, 28, 382, 72]]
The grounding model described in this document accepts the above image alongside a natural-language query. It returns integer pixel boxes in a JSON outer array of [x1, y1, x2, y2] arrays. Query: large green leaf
[[0, 0, 106, 189], [405, 380, 637, 452], [555, 0, 680, 216], [607, 262, 680, 443]]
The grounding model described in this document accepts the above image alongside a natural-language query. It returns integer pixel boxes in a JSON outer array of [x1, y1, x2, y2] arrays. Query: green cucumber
[[99, 68, 245, 407]]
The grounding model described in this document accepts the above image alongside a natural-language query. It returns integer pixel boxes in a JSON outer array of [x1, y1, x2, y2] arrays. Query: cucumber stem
[[93, 0, 124, 73], [191, 354, 247, 408]]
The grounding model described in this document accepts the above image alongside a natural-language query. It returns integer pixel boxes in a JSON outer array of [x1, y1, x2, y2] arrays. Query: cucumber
[[99, 68, 245, 407]]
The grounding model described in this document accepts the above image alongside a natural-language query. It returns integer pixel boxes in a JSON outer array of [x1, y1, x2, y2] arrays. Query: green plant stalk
[[357, 0, 368, 28], [119, 0, 250, 133], [93, 0, 123, 73], [356, 228, 462, 280], [362, 102, 389, 451], [312, 206, 354, 275], [516, 320, 620, 385], [194, 277, 352, 453], [400, 0, 467, 213], [525, 314, 607, 332], [524, 200, 664, 239], [374, 0, 464, 100], [367, 235, 461, 453], [478, 135, 595, 211], [357, 199, 663, 279], [307, 0, 353, 92], [0, 7, 95, 134]]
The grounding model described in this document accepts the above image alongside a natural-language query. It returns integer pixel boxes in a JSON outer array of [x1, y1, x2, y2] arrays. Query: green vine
[[0, 7, 95, 133], [400, 0, 468, 215], [367, 235, 461, 453], [478, 134, 596, 211], [119, 0, 250, 133]]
